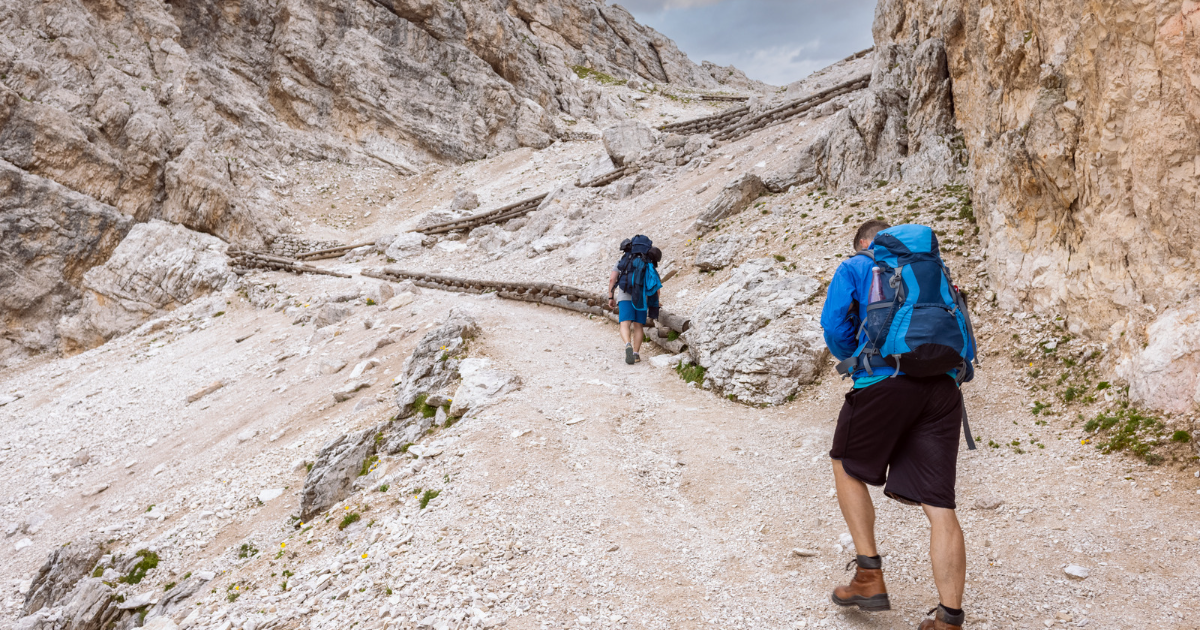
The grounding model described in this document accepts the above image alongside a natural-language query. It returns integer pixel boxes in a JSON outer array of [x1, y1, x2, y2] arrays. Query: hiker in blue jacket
[[608, 236, 662, 365], [819, 220, 970, 630]]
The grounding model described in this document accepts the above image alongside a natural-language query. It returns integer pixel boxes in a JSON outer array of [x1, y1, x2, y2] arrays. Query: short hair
[[853, 220, 891, 251]]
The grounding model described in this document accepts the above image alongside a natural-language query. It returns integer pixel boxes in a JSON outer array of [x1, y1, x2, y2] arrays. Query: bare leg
[[921, 504, 965, 609], [832, 460, 878, 557], [620, 321, 633, 345], [631, 323, 644, 354]]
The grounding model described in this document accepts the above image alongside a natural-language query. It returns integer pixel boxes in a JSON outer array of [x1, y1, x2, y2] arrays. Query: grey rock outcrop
[[0, 159, 133, 361], [1118, 299, 1200, 414], [688, 259, 828, 405], [602, 120, 656, 167], [300, 425, 382, 521], [23, 541, 105, 616], [692, 174, 768, 235], [60, 220, 234, 349], [392, 308, 480, 416], [694, 234, 752, 271]]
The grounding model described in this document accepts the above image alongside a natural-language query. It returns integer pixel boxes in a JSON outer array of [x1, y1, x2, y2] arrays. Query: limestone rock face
[[60, 220, 234, 349], [808, 39, 963, 193], [1, 0, 717, 360], [694, 234, 752, 271], [869, 0, 1199, 409], [0, 159, 133, 362], [692, 174, 768, 235], [688, 259, 828, 405]]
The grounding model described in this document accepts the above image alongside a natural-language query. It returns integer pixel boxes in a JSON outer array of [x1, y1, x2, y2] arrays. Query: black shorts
[[829, 375, 964, 509]]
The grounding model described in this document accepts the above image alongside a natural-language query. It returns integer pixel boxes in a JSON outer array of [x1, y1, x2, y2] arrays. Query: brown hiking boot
[[830, 555, 890, 611], [918, 605, 965, 629]]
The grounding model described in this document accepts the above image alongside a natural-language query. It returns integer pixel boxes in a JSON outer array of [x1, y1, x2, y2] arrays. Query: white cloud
[[706, 42, 834, 87]]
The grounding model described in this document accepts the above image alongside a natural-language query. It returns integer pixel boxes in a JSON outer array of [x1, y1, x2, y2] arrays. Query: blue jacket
[[819, 252, 899, 380]]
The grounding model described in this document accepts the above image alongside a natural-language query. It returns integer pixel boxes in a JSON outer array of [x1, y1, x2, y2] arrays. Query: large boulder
[[694, 234, 752, 271], [688, 259, 828, 404], [691, 174, 768, 235], [59, 220, 234, 350], [602, 120, 656, 167], [450, 189, 481, 212], [1118, 299, 1200, 413], [385, 232, 429, 260]]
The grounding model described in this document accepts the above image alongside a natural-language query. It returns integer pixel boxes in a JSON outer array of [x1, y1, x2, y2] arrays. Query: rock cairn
[[229, 251, 351, 278], [416, 193, 549, 235]]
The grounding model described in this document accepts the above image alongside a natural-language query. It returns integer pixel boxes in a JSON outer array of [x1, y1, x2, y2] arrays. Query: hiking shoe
[[625, 344, 635, 365], [831, 555, 890, 611], [634, 353, 641, 363], [918, 605, 964, 629]]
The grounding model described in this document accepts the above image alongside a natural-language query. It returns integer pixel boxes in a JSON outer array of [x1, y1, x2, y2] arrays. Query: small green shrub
[[119, 550, 159, 584], [359, 455, 379, 477], [339, 513, 361, 530], [412, 394, 438, 418], [213, 311, 225, 317], [666, 330, 680, 342], [366, 299, 376, 306], [377, 484, 390, 493], [238, 543, 259, 559], [1031, 401, 1050, 415], [1171, 430, 1191, 443], [419, 489, 440, 509], [569, 65, 626, 86], [773, 254, 786, 262], [675, 362, 706, 386], [163, 582, 176, 591]]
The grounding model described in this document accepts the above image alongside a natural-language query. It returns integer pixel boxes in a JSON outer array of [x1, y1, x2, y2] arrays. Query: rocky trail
[[3, 250, 1199, 630], [4, 0, 1200, 628]]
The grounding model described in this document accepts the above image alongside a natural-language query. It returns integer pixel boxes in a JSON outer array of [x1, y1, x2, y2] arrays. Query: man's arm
[[608, 269, 619, 307], [820, 262, 861, 361]]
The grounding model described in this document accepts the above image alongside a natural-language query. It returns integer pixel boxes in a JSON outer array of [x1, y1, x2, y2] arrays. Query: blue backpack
[[617, 235, 661, 312], [836, 225, 980, 446]]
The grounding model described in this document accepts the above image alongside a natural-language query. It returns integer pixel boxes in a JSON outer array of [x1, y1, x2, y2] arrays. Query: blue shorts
[[618, 301, 646, 324]]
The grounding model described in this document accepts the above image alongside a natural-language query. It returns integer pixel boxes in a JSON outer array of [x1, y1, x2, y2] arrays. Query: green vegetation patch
[[1084, 406, 1168, 465], [119, 550, 159, 584], [675, 362, 706, 386], [570, 65, 626, 86], [338, 512, 361, 530]]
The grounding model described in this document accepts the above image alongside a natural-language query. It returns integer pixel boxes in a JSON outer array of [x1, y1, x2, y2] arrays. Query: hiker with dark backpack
[[608, 235, 662, 365], [819, 220, 979, 630]]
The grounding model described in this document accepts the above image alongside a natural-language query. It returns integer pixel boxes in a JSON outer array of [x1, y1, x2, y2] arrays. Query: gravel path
[[2, 270, 1198, 629]]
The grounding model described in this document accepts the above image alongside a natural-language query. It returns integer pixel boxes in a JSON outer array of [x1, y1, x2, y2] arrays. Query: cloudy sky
[[621, 0, 876, 86]]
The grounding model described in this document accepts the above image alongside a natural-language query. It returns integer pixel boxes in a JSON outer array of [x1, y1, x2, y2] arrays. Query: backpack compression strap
[[961, 391, 977, 450]]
